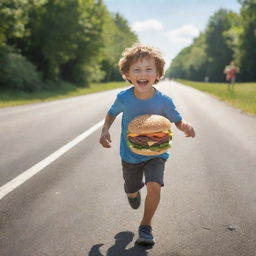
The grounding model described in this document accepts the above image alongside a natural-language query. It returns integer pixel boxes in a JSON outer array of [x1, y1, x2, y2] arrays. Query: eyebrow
[[133, 65, 153, 68]]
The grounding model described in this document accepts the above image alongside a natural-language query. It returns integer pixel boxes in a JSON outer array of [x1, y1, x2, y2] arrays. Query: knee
[[146, 182, 161, 194]]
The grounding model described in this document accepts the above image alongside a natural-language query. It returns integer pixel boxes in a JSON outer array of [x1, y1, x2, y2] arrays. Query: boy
[[99, 43, 195, 246]]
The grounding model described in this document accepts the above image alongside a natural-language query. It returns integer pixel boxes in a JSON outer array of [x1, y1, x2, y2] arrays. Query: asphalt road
[[0, 81, 256, 256]]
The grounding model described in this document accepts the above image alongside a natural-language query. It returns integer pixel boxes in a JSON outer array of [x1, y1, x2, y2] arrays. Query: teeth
[[138, 80, 148, 82]]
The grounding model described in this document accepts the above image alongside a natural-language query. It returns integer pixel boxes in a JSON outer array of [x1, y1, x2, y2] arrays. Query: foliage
[[237, 0, 256, 81], [204, 9, 234, 81], [166, 33, 208, 81], [101, 13, 138, 82], [0, 0, 44, 45], [167, 3, 256, 82], [0, 0, 137, 90], [223, 12, 243, 59], [0, 46, 42, 91], [24, 0, 108, 85]]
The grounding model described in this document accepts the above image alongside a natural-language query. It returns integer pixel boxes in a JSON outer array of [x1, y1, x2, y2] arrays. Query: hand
[[99, 130, 112, 148], [181, 122, 195, 138]]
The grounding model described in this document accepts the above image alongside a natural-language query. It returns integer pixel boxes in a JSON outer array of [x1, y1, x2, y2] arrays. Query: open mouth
[[137, 79, 149, 86]]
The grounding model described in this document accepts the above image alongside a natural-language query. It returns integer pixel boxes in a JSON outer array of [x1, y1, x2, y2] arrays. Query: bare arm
[[99, 113, 117, 148], [175, 120, 195, 138]]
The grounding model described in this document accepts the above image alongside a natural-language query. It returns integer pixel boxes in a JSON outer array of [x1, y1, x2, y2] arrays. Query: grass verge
[[0, 81, 128, 108], [178, 79, 256, 115]]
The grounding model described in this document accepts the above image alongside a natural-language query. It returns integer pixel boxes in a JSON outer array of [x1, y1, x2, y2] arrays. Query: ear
[[122, 73, 129, 81], [156, 72, 161, 80], [154, 72, 162, 84]]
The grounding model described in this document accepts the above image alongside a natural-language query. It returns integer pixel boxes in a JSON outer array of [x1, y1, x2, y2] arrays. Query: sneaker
[[127, 191, 141, 209], [136, 225, 155, 246]]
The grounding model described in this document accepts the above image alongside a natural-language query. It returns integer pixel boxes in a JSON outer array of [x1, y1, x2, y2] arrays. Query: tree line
[[0, 0, 138, 91], [166, 0, 256, 82]]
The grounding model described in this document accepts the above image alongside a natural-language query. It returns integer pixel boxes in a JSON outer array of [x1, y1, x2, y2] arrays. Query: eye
[[146, 68, 152, 71], [134, 68, 140, 72]]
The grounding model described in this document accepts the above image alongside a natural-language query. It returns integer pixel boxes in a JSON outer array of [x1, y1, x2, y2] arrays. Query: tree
[[101, 13, 138, 82], [223, 12, 243, 64], [25, 0, 108, 85], [237, 0, 256, 81], [0, 0, 46, 47], [167, 9, 238, 82], [166, 4, 256, 83], [0, 0, 138, 90], [205, 9, 235, 82], [0, 46, 42, 91], [166, 33, 208, 81], [59, 0, 108, 85], [0, 0, 44, 91]]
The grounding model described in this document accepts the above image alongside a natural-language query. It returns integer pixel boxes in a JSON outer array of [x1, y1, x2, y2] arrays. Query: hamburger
[[127, 114, 172, 156]]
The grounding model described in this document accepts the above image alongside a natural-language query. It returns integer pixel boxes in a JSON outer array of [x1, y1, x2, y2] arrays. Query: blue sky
[[104, 0, 241, 67]]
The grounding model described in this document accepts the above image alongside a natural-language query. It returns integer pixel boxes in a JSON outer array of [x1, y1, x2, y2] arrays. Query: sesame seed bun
[[128, 114, 171, 134]]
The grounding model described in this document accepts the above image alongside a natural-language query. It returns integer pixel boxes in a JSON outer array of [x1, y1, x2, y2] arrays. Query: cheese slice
[[147, 141, 156, 146], [128, 133, 139, 137]]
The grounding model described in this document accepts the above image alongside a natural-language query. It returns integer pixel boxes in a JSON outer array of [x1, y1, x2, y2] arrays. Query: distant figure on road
[[224, 61, 239, 92], [99, 43, 195, 247]]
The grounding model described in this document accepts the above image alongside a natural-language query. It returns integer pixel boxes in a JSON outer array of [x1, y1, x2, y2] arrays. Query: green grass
[[178, 79, 256, 115], [0, 81, 128, 108], [1, 79, 256, 115]]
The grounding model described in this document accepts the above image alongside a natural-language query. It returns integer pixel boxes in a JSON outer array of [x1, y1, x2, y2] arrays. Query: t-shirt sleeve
[[108, 93, 124, 116], [164, 96, 182, 123]]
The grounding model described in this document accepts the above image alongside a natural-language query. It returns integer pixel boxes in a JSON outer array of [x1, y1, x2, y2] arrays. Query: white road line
[[0, 119, 104, 200]]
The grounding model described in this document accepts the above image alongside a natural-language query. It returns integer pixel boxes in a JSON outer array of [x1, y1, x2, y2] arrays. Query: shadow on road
[[88, 231, 153, 256]]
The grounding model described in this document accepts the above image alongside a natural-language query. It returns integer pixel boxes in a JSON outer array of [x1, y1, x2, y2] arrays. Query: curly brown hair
[[118, 43, 165, 84]]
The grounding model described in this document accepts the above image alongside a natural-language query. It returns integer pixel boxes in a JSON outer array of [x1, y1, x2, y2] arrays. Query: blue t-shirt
[[108, 87, 182, 163]]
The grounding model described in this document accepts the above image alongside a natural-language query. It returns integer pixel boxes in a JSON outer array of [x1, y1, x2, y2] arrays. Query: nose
[[140, 70, 147, 77]]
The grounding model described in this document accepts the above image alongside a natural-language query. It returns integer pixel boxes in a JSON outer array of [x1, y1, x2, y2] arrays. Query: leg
[[228, 80, 231, 92], [122, 160, 144, 195], [140, 182, 161, 226], [122, 160, 144, 209], [141, 158, 166, 225], [136, 182, 161, 246], [136, 158, 166, 245], [231, 77, 235, 92]]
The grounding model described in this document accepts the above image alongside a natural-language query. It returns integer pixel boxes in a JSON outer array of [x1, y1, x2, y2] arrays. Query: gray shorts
[[121, 157, 167, 194]]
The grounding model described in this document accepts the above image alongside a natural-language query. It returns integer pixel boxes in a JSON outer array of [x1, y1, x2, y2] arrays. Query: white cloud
[[165, 24, 200, 44], [132, 19, 164, 32]]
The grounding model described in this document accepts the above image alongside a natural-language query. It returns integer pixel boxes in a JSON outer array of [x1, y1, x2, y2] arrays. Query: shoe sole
[[136, 238, 155, 246]]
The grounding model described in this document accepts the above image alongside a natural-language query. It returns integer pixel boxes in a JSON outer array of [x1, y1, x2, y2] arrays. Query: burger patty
[[128, 134, 170, 147]]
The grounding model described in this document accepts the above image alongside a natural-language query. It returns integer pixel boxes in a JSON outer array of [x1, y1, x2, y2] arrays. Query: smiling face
[[125, 57, 160, 98]]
